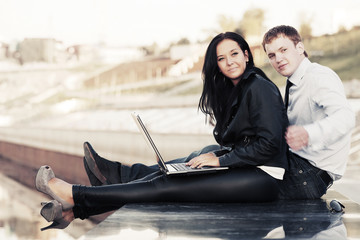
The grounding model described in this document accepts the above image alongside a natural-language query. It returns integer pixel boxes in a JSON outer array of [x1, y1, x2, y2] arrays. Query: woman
[[36, 32, 288, 231]]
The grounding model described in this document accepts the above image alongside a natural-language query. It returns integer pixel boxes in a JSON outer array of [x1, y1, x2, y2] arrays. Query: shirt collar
[[288, 58, 311, 86]]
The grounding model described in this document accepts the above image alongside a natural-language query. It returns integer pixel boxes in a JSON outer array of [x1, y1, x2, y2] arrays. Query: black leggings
[[72, 167, 279, 219]]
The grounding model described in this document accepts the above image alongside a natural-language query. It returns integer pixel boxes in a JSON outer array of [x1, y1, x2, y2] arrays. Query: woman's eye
[[232, 52, 238, 56], [218, 57, 224, 62]]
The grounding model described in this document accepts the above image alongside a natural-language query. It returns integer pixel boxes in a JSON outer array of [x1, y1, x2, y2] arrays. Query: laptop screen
[[131, 112, 168, 172]]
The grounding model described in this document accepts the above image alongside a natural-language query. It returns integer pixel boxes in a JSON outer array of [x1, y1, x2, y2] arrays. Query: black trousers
[[119, 145, 222, 183], [73, 145, 280, 219], [72, 167, 279, 219]]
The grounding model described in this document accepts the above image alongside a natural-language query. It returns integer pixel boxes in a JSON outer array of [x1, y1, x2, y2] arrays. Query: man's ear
[[296, 42, 305, 55]]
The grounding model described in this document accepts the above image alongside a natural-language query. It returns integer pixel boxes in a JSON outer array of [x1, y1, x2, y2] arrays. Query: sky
[[0, 0, 359, 47]]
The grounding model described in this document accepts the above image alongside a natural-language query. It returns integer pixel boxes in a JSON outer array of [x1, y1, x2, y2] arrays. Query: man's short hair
[[262, 25, 308, 57]]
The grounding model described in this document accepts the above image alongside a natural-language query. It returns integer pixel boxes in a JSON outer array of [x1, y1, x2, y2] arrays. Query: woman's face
[[216, 39, 249, 86]]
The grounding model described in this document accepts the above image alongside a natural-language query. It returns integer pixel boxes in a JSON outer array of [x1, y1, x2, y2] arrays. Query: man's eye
[[281, 48, 287, 52]]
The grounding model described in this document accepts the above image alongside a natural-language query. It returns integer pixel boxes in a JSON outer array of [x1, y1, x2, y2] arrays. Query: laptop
[[131, 112, 229, 175]]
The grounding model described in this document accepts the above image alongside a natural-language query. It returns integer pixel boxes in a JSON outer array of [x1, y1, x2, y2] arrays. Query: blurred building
[[14, 38, 145, 65], [0, 42, 10, 60], [18, 38, 58, 63], [168, 43, 207, 76], [95, 45, 145, 64]]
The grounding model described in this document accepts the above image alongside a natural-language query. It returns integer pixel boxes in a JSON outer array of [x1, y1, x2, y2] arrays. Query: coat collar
[[241, 68, 256, 80], [230, 68, 256, 107]]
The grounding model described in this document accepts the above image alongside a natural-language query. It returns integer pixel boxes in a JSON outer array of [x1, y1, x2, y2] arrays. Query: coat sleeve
[[218, 80, 287, 167]]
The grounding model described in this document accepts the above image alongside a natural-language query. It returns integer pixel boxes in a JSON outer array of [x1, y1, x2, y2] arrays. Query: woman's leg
[[72, 167, 279, 219], [85, 143, 222, 185], [121, 144, 222, 183]]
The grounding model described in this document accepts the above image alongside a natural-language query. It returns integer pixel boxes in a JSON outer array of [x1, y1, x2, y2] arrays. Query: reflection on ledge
[[81, 195, 355, 240]]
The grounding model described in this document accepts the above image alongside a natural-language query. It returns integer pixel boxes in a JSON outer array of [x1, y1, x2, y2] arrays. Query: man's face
[[264, 35, 305, 77]]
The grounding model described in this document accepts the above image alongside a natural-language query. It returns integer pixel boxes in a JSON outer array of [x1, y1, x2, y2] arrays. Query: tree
[[176, 38, 190, 45], [337, 25, 347, 34], [206, 8, 264, 43], [299, 22, 313, 40], [217, 15, 239, 33], [239, 8, 265, 38], [298, 12, 313, 40]]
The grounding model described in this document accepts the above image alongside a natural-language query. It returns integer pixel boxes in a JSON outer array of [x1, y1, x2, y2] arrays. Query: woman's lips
[[228, 67, 238, 72]]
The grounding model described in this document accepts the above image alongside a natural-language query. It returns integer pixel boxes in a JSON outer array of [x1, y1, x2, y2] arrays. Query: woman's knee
[[200, 145, 221, 153]]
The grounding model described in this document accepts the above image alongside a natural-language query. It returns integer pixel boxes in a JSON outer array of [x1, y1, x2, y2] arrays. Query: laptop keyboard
[[170, 163, 197, 171]]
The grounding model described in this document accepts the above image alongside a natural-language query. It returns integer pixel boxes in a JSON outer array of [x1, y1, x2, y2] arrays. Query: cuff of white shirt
[[303, 124, 324, 151]]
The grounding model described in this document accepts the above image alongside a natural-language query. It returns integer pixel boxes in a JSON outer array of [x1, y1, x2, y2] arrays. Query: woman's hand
[[186, 153, 220, 168]]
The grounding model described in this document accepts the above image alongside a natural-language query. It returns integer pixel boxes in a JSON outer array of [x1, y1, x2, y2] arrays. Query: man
[[262, 25, 355, 199]]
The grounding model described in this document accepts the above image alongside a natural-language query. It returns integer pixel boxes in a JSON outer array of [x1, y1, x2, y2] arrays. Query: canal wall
[[0, 127, 215, 188]]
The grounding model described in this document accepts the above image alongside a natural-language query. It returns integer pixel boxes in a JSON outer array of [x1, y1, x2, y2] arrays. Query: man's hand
[[186, 153, 220, 168], [286, 125, 309, 151]]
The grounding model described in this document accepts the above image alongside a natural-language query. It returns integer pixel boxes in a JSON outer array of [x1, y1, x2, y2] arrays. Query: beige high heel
[[40, 200, 71, 231], [35, 165, 74, 211]]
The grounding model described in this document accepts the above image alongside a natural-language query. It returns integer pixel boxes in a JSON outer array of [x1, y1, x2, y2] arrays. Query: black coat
[[213, 69, 289, 170]]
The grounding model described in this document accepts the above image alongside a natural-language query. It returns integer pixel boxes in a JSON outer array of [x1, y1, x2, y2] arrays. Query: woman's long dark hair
[[198, 32, 268, 125]]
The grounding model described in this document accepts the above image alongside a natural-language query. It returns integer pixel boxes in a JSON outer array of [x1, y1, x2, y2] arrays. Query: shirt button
[[299, 170, 303, 174], [303, 181, 307, 186]]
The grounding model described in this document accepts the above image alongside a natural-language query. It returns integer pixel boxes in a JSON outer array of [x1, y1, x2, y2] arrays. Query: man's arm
[[302, 71, 355, 151]]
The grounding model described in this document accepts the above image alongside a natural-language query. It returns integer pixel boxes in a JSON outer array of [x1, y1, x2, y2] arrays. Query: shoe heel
[[41, 200, 62, 222], [40, 200, 70, 231], [41, 221, 61, 231], [40, 218, 70, 231]]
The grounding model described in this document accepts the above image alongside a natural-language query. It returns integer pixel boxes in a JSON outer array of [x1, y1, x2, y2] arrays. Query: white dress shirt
[[287, 58, 355, 180]]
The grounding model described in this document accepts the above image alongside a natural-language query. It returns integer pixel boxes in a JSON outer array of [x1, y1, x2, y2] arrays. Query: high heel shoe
[[40, 200, 71, 231], [35, 165, 74, 211]]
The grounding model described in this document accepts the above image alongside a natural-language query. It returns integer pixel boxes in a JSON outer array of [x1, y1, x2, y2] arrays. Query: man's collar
[[288, 58, 311, 86]]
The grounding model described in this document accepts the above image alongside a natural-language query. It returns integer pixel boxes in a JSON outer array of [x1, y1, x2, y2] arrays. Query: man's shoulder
[[305, 61, 341, 82], [307, 61, 338, 76], [304, 61, 345, 93]]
